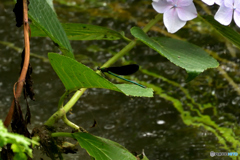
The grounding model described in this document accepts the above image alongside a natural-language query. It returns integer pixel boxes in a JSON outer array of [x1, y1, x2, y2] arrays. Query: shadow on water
[[0, 0, 239, 159]]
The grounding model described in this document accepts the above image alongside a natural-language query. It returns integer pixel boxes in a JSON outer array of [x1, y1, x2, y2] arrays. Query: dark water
[[1, 0, 239, 160]]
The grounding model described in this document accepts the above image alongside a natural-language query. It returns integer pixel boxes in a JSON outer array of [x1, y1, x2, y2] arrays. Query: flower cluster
[[152, 0, 240, 33]]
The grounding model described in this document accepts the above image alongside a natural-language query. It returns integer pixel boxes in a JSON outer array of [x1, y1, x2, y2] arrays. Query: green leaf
[[0, 121, 38, 158], [31, 23, 124, 41], [46, 0, 54, 10], [13, 152, 27, 160], [28, 0, 74, 58], [48, 53, 153, 97], [115, 84, 152, 97], [131, 27, 219, 81], [201, 15, 240, 49], [0, 123, 8, 147], [11, 144, 25, 153], [73, 132, 136, 160]]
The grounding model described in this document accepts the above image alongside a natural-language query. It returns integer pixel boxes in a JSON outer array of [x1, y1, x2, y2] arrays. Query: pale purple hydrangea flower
[[152, 0, 197, 33], [214, 0, 240, 27]]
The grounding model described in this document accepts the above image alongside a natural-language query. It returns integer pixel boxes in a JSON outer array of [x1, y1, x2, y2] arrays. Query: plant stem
[[58, 91, 69, 109], [102, 14, 162, 68], [51, 132, 74, 138], [44, 88, 86, 126], [4, 0, 30, 128], [62, 114, 79, 130], [142, 14, 162, 33], [101, 41, 137, 68], [62, 114, 87, 132]]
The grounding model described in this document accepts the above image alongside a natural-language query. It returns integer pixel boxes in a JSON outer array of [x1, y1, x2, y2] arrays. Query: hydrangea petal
[[201, 0, 215, 5], [152, 0, 172, 13], [224, 0, 234, 8], [234, 10, 240, 27], [164, 8, 186, 33], [215, 0, 223, 5], [235, 0, 240, 8], [177, 0, 194, 7], [177, 3, 197, 21], [214, 5, 233, 25]]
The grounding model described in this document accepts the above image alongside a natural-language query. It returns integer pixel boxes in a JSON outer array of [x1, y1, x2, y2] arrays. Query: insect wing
[[106, 64, 139, 75]]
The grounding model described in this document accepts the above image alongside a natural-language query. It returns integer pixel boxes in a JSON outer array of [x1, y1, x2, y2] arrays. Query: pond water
[[0, 0, 239, 160]]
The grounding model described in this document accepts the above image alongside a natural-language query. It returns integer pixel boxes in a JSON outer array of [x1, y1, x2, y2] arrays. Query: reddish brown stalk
[[4, 0, 30, 128]]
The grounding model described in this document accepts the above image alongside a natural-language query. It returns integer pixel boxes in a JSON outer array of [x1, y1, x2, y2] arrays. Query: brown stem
[[4, 0, 30, 128]]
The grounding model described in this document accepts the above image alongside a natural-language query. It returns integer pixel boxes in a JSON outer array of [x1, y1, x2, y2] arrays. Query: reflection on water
[[0, 0, 239, 160]]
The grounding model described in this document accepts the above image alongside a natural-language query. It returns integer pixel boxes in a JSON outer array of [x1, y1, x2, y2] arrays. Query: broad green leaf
[[201, 15, 240, 49], [48, 53, 153, 97], [28, 0, 74, 58], [31, 23, 124, 41], [73, 132, 136, 160], [131, 27, 219, 81]]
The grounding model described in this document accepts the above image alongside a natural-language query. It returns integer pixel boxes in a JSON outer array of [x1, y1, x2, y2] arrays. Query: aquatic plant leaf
[[130, 27, 219, 81], [202, 15, 240, 49], [73, 132, 136, 160], [48, 53, 153, 97], [31, 23, 124, 41], [28, 0, 74, 58]]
